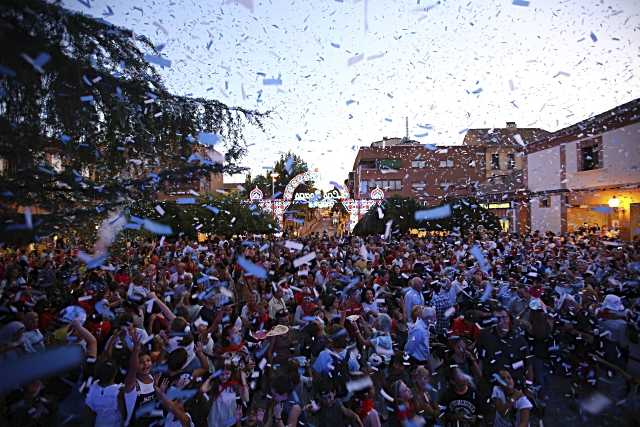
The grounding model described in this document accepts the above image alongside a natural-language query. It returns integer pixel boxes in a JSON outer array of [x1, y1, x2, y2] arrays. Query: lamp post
[[608, 196, 620, 208], [608, 195, 624, 237], [270, 172, 279, 198]]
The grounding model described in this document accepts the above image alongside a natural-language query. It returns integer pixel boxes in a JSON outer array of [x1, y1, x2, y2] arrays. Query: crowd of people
[[0, 228, 639, 426]]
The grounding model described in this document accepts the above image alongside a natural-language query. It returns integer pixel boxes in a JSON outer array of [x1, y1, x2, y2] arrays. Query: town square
[[0, 0, 639, 426]]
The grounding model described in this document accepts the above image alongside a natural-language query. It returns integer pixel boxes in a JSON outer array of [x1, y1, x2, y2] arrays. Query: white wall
[[566, 121, 640, 189], [528, 146, 561, 192], [530, 194, 562, 234]]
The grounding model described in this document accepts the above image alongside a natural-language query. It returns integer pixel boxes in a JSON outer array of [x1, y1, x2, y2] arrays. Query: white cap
[[602, 294, 624, 312]]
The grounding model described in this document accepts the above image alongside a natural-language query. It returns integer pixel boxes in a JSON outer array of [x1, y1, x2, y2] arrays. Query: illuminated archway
[[282, 171, 321, 201], [247, 171, 383, 232]]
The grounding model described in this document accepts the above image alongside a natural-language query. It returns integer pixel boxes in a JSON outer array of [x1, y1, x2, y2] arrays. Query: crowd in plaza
[[0, 228, 639, 427]]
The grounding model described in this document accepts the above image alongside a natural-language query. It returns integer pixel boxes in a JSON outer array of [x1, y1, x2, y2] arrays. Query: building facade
[[158, 146, 225, 201], [463, 123, 550, 233], [347, 123, 550, 233], [526, 98, 640, 240], [347, 137, 486, 206]]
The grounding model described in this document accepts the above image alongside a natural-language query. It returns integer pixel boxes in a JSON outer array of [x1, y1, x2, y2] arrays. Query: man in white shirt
[[315, 261, 330, 288], [404, 277, 425, 322], [85, 361, 124, 427], [170, 263, 192, 285], [268, 286, 287, 320]]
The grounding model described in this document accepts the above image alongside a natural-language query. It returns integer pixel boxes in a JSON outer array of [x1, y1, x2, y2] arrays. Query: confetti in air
[[143, 54, 172, 68], [2, 1, 639, 423], [263, 74, 283, 85], [0, 346, 84, 393], [415, 204, 452, 221], [238, 256, 268, 278], [197, 132, 220, 146], [293, 251, 316, 268]]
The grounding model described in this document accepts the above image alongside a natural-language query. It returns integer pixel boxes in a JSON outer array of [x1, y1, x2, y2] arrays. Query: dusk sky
[[63, 0, 640, 186]]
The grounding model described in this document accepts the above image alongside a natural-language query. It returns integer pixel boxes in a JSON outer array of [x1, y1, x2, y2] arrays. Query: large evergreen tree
[[0, 0, 266, 238]]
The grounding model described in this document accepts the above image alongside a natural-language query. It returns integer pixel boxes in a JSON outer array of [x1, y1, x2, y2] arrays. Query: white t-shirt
[[21, 329, 45, 353], [362, 301, 380, 314], [491, 386, 533, 427], [208, 386, 238, 427], [170, 272, 193, 284], [165, 412, 194, 427], [85, 383, 124, 427]]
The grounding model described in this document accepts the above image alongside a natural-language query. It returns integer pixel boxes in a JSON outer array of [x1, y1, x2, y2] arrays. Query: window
[[359, 160, 376, 170], [578, 138, 602, 171], [378, 159, 402, 170], [439, 159, 454, 168], [477, 153, 486, 170], [491, 153, 500, 170], [389, 180, 402, 191], [0, 158, 7, 176], [539, 197, 550, 208], [412, 181, 426, 191], [412, 160, 426, 168], [507, 153, 516, 169], [368, 179, 376, 189], [359, 181, 368, 195]]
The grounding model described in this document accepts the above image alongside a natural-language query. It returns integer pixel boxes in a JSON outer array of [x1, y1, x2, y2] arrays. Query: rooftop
[[463, 123, 550, 148], [369, 137, 422, 148], [526, 97, 640, 153]]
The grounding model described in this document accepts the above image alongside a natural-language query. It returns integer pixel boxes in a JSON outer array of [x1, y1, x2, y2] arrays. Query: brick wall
[[351, 144, 486, 205]]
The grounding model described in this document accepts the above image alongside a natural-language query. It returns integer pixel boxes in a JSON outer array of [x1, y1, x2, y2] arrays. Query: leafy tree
[[353, 197, 421, 236], [353, 197, 501, 236], [129, 195, 278, 239], [0, 0, 266, 240], [419, 198, 501, 233], [244, 152, 310, 198]]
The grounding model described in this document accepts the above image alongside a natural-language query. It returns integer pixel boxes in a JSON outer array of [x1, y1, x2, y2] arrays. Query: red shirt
[[451, 317, 481, 340], [342, 301, 363, 317], [86, 320, 111, 342], [39, 311, 57, 331], [529, 286, 543, 299], [395, 401, 416, 423], [114, 273, 130, 284]]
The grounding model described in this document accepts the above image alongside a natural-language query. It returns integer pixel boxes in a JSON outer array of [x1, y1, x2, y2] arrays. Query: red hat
[[528, 286, 543, 299]]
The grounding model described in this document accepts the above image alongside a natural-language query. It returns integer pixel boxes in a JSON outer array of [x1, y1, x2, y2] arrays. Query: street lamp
[[270, 172, 280, 198], [608, 196, 620, 208]]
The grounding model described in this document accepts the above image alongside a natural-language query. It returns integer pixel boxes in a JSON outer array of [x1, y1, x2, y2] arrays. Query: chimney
[[506, 122, 517, 128], [405, 116, 409, 140]]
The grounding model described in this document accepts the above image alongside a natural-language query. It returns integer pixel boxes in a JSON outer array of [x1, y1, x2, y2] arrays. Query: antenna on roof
[[405, 116, 409, 140]]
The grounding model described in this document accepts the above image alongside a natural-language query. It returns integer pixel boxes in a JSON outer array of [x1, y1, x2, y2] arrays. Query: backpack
[[329, 349, 353, 398]]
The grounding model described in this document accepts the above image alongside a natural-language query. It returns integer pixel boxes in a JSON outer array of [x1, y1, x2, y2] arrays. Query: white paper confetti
[[415, 204, 452, 221], [293, 251, 316, 268]]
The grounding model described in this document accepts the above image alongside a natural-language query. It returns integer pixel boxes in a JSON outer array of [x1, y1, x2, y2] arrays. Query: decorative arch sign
[[246, 171, 383, 232]]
